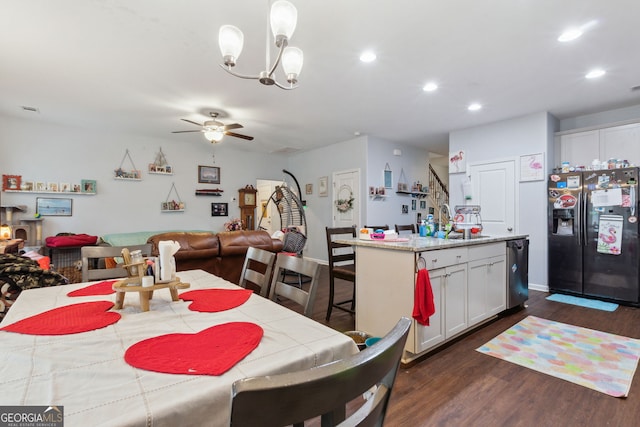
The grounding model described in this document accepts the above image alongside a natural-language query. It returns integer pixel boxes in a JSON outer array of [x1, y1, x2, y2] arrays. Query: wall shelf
[[3, 190, 96, 195], [396, 190, 428, 198], [369, 194, 387, 200]]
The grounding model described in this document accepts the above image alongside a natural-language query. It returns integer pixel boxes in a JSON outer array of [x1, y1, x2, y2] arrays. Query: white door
[[256, 179, 281, 235], [333, 169, 360, 228], [469, 160, 516, 236]]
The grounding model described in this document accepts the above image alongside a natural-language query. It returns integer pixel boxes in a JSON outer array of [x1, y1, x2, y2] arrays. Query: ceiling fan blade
[[223, 123, 243, 131], [180, 118, 203, 126], [171, 130, 203, 133], [225, 131, 254, 141]]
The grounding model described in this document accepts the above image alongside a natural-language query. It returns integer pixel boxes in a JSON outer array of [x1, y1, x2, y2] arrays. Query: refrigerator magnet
[[557, 182, 567, 188], [550, 174, 561, 182], [567, 176, 580, 188]]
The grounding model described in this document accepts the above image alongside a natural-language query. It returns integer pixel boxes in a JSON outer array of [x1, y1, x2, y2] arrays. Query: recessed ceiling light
[[558, 28, 583, 42], [468, 103, 482, 112], [585, 69, 606, 79], [423, 82, 438, 92], [359, 51, 376, 63]]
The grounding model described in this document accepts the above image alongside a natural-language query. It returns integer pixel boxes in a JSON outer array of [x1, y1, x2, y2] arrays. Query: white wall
[[0, 115, 287, 239], [365, 137, 430, 229], [284, 136, 367, 262], [449, 111, 557, 290]]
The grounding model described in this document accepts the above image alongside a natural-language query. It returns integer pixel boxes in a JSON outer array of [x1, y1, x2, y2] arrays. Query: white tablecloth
[[0, 269, 357, 426]]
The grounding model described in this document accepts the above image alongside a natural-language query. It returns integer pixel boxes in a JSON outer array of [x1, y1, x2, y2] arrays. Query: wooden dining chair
[[81, 244, 152, 282], [395, 224, 416, 235], [238, 247, 276, 297], [325, 226, 356, 321], [364, 224, 389, 231], [230, 317, 411, 427], [268, 254, 321, 317]]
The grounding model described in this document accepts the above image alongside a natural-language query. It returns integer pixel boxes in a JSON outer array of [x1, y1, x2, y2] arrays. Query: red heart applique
[[124, 322, 263, 375], [0, 301, 120, 335], [180, 289, 253, 312], [67, 280, 118, 297]]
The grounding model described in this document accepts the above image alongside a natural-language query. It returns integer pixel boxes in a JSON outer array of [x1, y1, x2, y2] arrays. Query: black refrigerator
[[548, 167, 640, 304]]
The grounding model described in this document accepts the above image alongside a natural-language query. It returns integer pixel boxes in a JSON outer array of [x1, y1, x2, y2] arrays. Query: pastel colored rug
[[477, 316, 640, 397], [125, 322, 263, 375], [179, 289, 253, 312], [0, 301, 120, 335], [546, 293, 618, 312]]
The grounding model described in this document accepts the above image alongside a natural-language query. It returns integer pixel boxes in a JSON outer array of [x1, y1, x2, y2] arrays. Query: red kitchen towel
[[180, 289, 253, 312], [0, 301, 120, 335], [412, 268, 435, 326], [67, 280, 118, 297], [124, 322, 263, 375]]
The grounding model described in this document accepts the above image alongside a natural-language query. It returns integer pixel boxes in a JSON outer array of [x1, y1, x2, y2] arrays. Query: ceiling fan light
[[204, 128, 224, 142], [219, 25, 244, 66], [270, 0, 297, 46], [282, 46, 303, 82]]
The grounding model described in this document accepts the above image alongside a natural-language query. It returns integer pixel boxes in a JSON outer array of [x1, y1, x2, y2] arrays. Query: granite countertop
[[334, 234, 529, 252]]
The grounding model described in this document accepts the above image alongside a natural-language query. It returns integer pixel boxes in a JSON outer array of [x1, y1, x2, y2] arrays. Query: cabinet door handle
[[432, 259, 438, 264]]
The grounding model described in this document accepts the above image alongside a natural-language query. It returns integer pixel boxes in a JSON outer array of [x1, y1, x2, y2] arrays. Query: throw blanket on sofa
[[0, 254, 68, 322]]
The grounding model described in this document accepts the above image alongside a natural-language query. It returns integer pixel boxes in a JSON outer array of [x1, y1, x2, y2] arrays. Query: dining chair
[[325, 226, 356, 321], [364, 224, 389, 231], [395, 224, 416, 235], [238, 247, 276, 297], [268, 254, 320, 317], [81, 244, 152, 282], [230, 317, 411, 427]]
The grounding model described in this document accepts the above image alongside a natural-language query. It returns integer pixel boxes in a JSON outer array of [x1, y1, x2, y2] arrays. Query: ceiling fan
[[172, 112, 254, 142]]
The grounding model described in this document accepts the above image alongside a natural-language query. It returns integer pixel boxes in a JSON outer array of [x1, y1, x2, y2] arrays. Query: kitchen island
[[335, 234, 528, 364]]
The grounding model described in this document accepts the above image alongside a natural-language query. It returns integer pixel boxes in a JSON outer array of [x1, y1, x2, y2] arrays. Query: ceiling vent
[[631, 85, 640, 92], [270, 147, 300, 154]]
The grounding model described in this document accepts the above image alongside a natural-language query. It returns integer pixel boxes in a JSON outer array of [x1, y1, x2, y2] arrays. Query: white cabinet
[[559, 130, 600, 167], [467, 243, 507, 326], [559, 123, 640, 167], [414, 263, 467, 353], [600, 123, 640, 163]]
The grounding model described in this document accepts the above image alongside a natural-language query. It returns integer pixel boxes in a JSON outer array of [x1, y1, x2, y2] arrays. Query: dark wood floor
[[301, 265, 640, 427]]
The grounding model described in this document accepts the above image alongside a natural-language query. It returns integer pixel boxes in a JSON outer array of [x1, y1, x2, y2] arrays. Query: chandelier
[[218, 0, 303, 90]]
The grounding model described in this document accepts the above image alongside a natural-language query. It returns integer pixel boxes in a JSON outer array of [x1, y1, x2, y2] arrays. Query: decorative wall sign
[[384, 163, 393, 188], [520, 153, 545, 182]]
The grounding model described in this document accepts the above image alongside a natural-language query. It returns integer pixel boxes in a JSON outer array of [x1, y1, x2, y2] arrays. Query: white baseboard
[[528, 282, 548, 292]]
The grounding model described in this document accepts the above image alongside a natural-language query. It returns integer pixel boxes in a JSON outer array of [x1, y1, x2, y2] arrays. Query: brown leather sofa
[[146, 231, 283, 285]]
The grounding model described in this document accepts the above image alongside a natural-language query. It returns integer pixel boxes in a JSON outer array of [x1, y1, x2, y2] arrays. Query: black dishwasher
[[506, 239, 529, 309]]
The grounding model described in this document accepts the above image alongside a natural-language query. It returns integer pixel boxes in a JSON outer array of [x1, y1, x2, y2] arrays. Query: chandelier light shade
[[219, 25, 244, 67], [270, 0, 297, 44], [218, 0, 303, 90]]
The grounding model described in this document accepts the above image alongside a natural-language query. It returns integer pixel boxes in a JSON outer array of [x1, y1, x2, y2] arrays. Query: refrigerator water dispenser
[[552, 210, 575, 236]]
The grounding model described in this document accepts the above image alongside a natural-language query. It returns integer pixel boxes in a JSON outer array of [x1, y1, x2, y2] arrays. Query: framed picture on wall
[[520, 153, 545, 182], [318, 176, 328, 197], [36, 197, 72, 216], [199, 165, 220, 184], [211, 202, 228, 216]]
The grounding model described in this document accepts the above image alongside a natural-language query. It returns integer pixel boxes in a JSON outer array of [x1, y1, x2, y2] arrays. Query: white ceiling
[[1, 0, 640, 155]]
